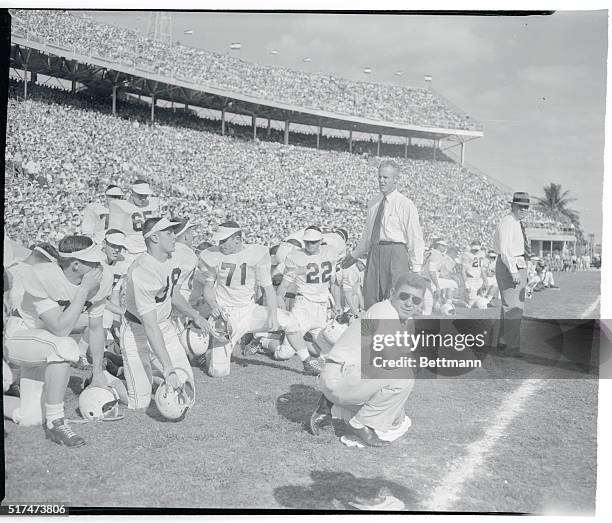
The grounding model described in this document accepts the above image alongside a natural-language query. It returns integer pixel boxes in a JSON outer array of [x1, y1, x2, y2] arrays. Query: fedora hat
[[510, 192, 530, 207]]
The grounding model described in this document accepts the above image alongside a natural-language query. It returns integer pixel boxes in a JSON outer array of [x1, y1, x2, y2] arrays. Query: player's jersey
[[199, 244, 272, 309], [284, 245, 342, 303], [19, 263, 113, 330], [461, 251, 486, 279], [108, 198, 161, 254], [100, 250, 132, 291], [81, 202, 110, 244], [172, 242, 198, 301], [124, 252, 182, 323], [5, 260, 33, 313]]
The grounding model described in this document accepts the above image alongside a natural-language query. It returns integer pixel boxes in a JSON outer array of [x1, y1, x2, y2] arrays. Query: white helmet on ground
[[154, 369, 195, 421], [179, 325, 209, 357], [314, 320, 348, 355], [79, 386, 122, 421], [473, 296, 489, 310], [440, 301, 456, 316]]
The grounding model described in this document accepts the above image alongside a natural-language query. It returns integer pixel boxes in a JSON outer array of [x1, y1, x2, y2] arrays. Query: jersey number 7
[[221, 262, 247, 286]]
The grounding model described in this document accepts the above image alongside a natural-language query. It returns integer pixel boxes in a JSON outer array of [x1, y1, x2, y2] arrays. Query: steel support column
[[460, 141, 466, 166], [150, 94, 155, 122], [23, 66, 27, 99], [221, 108, 226, 136], [377, 134, 382, 156], [252, 114, 257, 140], [317, 126, 322, 150], [267, 118, 271, 137], [284, 120, 290, 145], [349, 130, 353, 153], [404, 136, 408, 159]]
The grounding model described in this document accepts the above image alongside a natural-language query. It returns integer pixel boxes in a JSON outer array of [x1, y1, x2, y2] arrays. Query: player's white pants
[[286, 296, 328, 335], [208, 302, 291, 378], [438, 278, 458, 291], [120, 318, 194, 409], [4, 317, 80, 365], [465, 278, 483, 305]]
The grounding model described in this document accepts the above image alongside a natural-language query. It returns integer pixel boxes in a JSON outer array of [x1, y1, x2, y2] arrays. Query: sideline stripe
[[421, 378, 544, 511], [580, 296, 601, 319]]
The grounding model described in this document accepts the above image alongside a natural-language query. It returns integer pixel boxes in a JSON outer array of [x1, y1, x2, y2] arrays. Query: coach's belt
[[124, 310, 142, 325], [378, 241, 405, 246]]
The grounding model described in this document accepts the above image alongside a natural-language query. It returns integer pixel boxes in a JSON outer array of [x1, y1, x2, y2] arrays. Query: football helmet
[[314, 320, 348, 355], [441, 302, 456, 316], [154, 369, 195, 421], [208, 316, 233, 343], [179, 325, 209, 357], [79, 386, 122, 422], [474, 296, 489, 310]]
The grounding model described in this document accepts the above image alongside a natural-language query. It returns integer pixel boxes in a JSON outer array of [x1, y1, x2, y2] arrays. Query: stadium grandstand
[[5, 9, 576, 255]]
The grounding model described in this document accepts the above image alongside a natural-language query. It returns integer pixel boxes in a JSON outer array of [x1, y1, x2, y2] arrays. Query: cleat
[[346, 424, 390, 447], [303, 357, 322, 376], [243, 340, 262, 357], [309, 394, 333, 435], [45, 418, 85, 448], [194, 353, 208, 370]]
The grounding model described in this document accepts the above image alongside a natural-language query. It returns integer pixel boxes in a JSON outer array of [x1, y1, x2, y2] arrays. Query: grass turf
[[2, 271, 601, 512]]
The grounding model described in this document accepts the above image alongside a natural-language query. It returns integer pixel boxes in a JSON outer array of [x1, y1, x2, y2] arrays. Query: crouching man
[[310, 272, 426, 447]]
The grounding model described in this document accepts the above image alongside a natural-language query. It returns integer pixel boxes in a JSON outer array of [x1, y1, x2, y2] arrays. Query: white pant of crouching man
[[120, 318, 194, 409], [318, 362, 414, 438], [4, 316, 79, 426]]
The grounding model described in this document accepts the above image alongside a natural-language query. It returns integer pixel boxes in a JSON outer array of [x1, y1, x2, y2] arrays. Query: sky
[[88, 10, 608, 241]]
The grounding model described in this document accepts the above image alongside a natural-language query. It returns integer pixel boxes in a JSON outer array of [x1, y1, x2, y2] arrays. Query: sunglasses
[[397, 292, 423, 306]]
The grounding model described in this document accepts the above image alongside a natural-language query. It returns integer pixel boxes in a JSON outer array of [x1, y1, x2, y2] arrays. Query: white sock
[[296, 348, 309, 362], [349, 417, 365, 430], [12, 378, 44, 426], [45, 402, 64, 429]]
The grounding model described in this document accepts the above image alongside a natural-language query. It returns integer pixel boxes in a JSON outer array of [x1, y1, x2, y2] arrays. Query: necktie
[[520, 221, 531, 259], [370, 195, 387, 246]]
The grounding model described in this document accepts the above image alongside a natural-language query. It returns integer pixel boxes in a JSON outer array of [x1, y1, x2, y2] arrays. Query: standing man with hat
[[493, 191, 532, 355], [342, 160, 424, 309]]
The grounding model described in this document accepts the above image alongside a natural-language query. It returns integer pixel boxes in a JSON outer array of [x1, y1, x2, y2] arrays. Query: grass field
[[2, 270, 601, 513]]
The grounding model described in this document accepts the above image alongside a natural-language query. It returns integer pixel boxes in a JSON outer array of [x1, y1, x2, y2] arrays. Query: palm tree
[[534, 183, 580, 224]]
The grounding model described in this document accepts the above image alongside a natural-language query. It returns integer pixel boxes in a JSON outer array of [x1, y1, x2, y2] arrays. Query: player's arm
[[330, 276, 344, 315], [401, 200, 424, 272], [276, 254, 297, 309], [140, 309, 178, 381], [255, 250, 279, 329], [87, 314, 107, 387], [38, 268, 103, 337]]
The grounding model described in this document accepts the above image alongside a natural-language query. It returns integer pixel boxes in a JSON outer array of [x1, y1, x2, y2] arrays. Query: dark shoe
[[497, 342, 507, 350], [243, 339, 262, 357], [303, 357, 323, 376], [309, 394, 333, 435], [506, 347, 523, 358], [45, 418, 85, 448], [346, 423, 390, 447], [5, 382, 20, 398]]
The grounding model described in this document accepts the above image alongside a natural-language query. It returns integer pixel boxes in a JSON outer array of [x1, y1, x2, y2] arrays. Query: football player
[[276, 226, 343, 375], [461, 240, 488, 308], [121, 218, 208, 411], [197, 221, 291, 377], [4, 236, 111, 447], [424, 238, 458, 308], [81, 185, 124, 244], [107, 180, 161, 260]]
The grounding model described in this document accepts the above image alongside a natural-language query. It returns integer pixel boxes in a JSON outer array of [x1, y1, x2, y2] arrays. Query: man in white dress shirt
[[341, 160, 424, 309], [493, 191, 532, 355]]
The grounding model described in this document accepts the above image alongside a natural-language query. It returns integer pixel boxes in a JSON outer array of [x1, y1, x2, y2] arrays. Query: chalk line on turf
[[580, 296, 601, 319]]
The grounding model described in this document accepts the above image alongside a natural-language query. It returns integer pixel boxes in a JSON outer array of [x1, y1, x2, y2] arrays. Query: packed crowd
[[11, 9, 480, 131], [4, 82, 569, 259]]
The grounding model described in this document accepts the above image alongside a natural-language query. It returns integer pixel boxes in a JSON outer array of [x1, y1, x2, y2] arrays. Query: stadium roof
[[10, 36, 484, 142]]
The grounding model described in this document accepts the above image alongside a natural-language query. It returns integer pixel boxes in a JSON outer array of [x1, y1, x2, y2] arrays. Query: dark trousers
[[363, 243, 410, 309], [495, 258, 527, 350]]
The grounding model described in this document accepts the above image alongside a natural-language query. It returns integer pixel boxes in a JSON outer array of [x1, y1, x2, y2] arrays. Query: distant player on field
[[461, 240, 488, 307], [276, 226, 343, 375], [81, 185, 124, 244], [197, 221, 291, 377], [108, 180, 160, 259]]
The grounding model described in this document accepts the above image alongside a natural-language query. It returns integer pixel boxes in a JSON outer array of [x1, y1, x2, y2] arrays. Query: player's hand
[[333, 305, 343, 317], [340, 254, 357, 269], [511, 272, 521, 285], [192, 315, 211, 335], [210, 305, 226, 320], [81, 267, 103, 297], [165, 369, 184, 390]]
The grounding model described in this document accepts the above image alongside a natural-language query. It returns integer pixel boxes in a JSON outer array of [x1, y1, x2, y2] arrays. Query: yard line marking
[[422, 378, 544, 512], [580, 296, 601, 319]]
